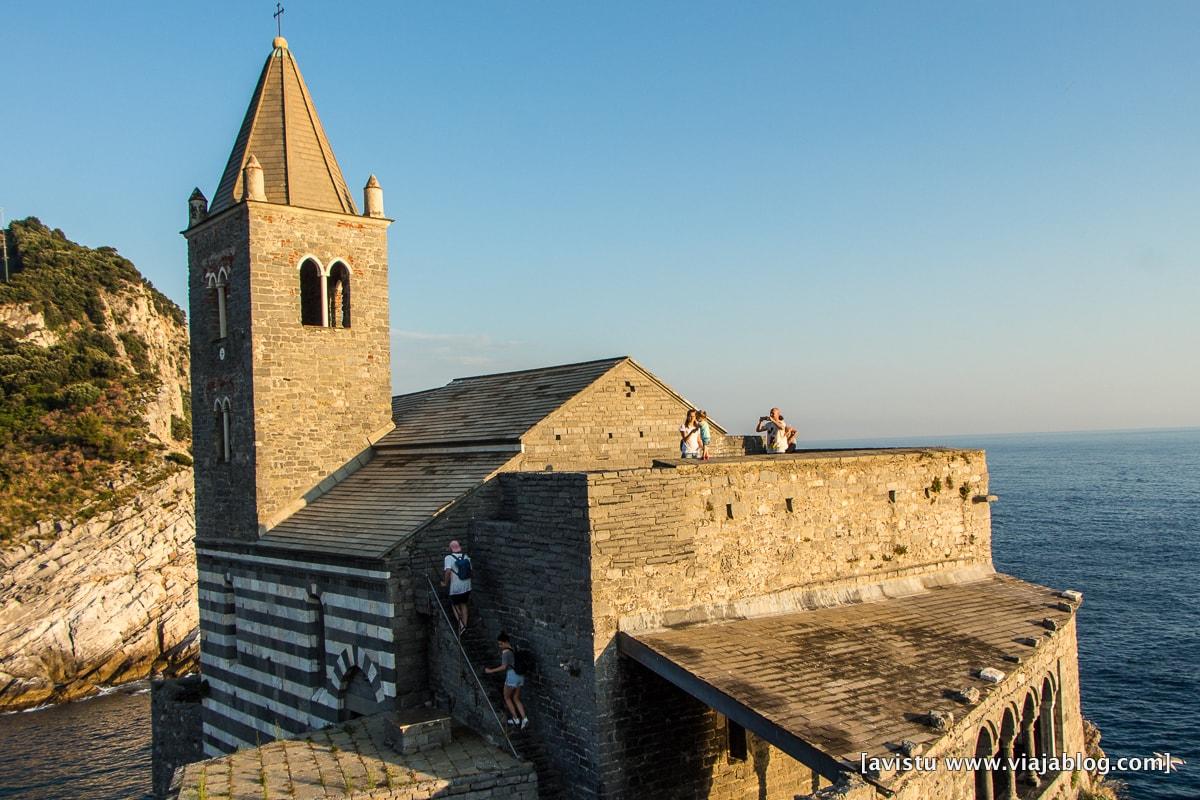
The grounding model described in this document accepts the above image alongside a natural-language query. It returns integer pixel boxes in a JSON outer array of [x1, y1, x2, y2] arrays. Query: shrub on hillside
[[0, 217, 190, 538]]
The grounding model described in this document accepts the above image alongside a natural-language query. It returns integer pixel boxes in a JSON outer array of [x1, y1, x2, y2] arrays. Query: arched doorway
[[338, 666, 378, 721]]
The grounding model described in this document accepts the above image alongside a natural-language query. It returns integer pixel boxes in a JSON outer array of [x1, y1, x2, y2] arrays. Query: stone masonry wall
[[517, 360, 711, 472], [245, 203, 394, 530], [587, 449, 995, 800], [152, 675, 206, 799], [588, 449, 993, 642], [410, 474, 599, 800], [186, 207, 259, 541], [605, 656, 823, 800], [195, 547, 398, 755]]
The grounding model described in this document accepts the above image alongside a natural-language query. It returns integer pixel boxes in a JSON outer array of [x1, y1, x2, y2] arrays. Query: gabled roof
[[261, 356, 715, 558], [379, 357, 630, 448], [209, 37, 357, 215], [259, 451, 514, 558]]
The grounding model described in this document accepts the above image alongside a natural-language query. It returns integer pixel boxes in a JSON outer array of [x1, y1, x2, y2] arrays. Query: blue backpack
[[451, 553, 472, 581]]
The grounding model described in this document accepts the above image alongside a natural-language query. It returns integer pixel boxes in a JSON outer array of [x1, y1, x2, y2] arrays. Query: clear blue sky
[[3, 2, 1197, 438]]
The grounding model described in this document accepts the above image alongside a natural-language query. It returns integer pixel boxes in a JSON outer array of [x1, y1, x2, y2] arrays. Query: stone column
[[1041, 699, 1058, 766], [1000, 735, 1018, 800], [1021, 720, 1042, 788], [977, 764, 995, 800]]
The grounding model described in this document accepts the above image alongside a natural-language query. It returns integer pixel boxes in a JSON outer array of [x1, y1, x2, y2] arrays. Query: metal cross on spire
[[274, 3, 285, 37]]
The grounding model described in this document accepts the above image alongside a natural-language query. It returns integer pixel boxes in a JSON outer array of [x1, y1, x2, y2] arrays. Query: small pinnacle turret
[[188, 188, 208, 227], [242, 154, 266, 202], [363, 175, 384, 218]]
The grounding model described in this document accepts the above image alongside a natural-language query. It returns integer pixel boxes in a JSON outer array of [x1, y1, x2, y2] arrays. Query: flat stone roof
[[172, 714, 534, 800], [618, 574, 1076, 791]]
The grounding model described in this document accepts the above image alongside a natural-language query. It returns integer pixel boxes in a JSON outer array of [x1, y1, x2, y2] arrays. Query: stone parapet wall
[[587, 448, 993, 646], [582, 448, 998, 800], [151, 675, 206, 799]]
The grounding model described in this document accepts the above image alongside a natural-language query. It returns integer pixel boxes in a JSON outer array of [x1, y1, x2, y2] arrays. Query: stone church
[[174, 34, 1091, 800]]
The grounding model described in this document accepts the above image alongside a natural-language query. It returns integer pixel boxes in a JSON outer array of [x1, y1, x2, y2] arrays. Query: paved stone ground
[[173, 714, 536, 800]]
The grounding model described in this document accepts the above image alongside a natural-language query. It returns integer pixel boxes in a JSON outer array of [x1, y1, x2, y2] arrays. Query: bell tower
[[184, 36, 394, 542]]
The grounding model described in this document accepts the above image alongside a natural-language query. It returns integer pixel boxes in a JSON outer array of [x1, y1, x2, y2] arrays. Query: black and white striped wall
[[195, 547, 399, 755]]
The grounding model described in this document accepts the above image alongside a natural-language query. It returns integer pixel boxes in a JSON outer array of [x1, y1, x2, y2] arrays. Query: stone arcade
[[163, 35, 1091, 800]]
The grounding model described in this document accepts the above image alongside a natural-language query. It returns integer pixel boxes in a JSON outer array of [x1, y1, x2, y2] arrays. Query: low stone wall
[[151, 674, 206, 799]]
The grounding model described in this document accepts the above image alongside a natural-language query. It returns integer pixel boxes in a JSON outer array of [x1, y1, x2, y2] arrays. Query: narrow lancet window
[[206, 271, 229, 340], [327, 261, 351, 328], [300, 259, 324, 325], [215, 397, 231, 463], [217, 283, 228, 339]]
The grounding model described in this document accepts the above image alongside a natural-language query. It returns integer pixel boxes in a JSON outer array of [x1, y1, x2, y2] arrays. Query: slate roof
[[259, 451, 513, 558], [619, 574, 1077, 791], [379, 357, 628, 448], [260, 356, 706, 558], [209, 38, 357, 215]]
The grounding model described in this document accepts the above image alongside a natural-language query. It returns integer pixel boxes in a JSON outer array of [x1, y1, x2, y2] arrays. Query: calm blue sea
[[0, 428, 1195, 799]]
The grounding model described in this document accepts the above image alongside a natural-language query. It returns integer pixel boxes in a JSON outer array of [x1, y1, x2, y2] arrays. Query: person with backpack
[[484, 632, 528, 730], [441, 540, 472, 635]]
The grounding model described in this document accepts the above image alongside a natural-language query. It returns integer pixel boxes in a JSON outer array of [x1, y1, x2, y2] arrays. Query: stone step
[[382, 708, 453, 754]]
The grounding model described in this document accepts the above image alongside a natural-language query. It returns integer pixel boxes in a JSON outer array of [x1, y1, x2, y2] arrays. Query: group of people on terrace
[[679, 406, 799, 459], [678, 409, 713, 459]]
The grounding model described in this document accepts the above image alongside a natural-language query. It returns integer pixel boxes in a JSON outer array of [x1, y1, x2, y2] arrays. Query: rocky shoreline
[[0, 470, 199, 711]]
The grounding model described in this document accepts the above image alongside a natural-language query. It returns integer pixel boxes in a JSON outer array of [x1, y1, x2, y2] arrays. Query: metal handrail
[[425, 576, 519, 758]]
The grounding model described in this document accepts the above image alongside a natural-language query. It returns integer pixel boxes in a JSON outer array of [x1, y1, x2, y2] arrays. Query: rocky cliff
[[0, 218, 198, 710], [0, 471, 197, 708]]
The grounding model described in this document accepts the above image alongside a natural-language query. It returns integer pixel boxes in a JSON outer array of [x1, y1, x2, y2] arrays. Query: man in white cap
[[442, 540, 472, 635]]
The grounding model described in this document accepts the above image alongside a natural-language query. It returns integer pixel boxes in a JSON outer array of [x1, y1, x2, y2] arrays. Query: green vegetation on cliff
[[0, 218, 190, 540]]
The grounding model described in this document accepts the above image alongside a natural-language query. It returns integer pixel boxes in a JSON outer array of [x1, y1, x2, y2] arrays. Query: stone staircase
[[423, 582, 554, 790]]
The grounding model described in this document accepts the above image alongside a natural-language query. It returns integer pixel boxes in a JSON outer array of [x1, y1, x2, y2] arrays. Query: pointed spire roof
[[209, 37, 358, 215]]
